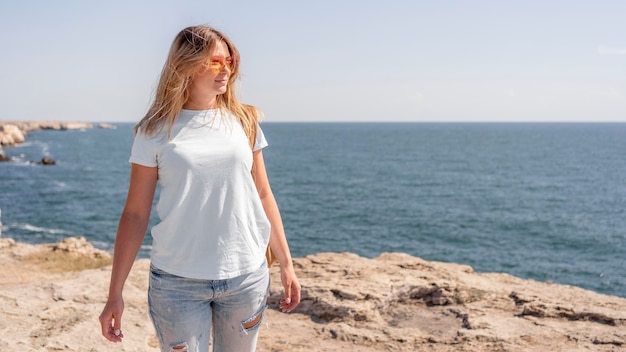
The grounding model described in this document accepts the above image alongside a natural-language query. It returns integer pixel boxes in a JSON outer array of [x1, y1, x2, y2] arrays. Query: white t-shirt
[[129, 109, 270, 279]]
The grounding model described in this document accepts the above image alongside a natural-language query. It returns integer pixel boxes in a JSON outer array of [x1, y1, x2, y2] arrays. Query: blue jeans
[[148, 263, 270, 352]]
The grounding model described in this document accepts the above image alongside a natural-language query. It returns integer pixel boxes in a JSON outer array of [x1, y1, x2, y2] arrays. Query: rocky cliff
[[0, 237, 623, 351]]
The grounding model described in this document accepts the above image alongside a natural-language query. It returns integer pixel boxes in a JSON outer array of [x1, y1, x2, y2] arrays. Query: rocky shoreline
[[0, 121, 115, 161], [0, 236, 624, 351]]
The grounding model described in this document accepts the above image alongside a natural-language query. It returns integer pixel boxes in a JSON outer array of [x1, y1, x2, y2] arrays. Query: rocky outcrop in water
[[0, 124, 25, 146], [0, 121, 117, 147], [1, 121, 94, 134], [0, 121, 94, 148], [97, 123, 117, 129], [36, 157, 56, 165]]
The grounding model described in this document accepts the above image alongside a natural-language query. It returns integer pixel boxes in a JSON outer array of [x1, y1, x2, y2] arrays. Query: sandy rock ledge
[[0, 237, 624, 351]]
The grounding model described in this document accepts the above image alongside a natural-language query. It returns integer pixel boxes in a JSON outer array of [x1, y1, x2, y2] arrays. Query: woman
[[99, 25, 301, 351]]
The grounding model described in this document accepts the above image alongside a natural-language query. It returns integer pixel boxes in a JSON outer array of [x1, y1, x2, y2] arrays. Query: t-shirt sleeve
[[253, 125, 269, 151], [129, 129, 158, 167]]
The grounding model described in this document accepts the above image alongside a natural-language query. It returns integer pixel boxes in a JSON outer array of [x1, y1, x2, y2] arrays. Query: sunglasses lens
[[208, 56, 234, 73], [209, 58, 223, 73]]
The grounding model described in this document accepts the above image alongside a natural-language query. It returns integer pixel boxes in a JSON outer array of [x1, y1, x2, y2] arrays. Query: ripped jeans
[[148, 263, 269, 352]]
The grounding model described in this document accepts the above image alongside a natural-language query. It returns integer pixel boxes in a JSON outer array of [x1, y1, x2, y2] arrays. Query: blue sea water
[[0, 122, 625, 298]]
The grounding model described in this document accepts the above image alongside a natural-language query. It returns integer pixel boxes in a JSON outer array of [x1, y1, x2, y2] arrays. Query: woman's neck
[[183, 96, 217, 110]]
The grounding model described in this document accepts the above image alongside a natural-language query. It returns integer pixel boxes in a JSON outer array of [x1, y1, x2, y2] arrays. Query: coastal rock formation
[[1, 121, 94, 133], [98, 123, 117, 129], [266, 253, 626, 351], [0, 124, 25, 146], [0, 121, 103, 148], [0, 237, 624, 351]]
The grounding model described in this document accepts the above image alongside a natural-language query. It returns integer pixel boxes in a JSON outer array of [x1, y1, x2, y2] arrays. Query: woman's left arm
[[253, 149, 301, 312]]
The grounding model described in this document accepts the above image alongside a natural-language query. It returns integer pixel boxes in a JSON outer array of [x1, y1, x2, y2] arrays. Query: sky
[[1, 0, 625, 123]]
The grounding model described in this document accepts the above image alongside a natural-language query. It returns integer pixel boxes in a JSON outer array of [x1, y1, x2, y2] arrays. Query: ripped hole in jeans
[[241, 305, 267, 333], [169, 342, 189, 352]]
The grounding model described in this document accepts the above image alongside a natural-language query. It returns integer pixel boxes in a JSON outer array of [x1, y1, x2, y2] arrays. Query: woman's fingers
[[99, 300, 124, 342], [279, 274, 301, 313]]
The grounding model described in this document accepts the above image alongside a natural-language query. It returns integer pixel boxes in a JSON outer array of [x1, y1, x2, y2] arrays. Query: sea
[[0, 122, 625, 298]]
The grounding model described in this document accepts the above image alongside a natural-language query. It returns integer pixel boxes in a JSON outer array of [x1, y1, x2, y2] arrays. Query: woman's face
[[189, 41, 233, 97]]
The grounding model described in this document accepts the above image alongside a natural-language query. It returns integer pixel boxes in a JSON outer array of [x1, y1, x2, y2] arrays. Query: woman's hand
[[278, 264, 301, 313], [99, 296, 125, 342]]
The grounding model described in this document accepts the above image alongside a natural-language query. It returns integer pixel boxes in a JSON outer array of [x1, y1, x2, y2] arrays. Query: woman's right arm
[[99, 163, 158, 342]]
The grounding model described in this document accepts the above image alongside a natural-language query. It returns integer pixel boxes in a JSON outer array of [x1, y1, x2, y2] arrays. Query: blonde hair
[[134, 25, 259, 148]]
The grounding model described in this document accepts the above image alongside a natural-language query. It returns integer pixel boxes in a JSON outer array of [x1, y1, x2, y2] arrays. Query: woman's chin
[[215, 86, 228, 95]]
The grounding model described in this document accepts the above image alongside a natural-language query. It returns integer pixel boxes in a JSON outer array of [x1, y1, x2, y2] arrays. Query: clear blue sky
[[1, 0, 624, 122]]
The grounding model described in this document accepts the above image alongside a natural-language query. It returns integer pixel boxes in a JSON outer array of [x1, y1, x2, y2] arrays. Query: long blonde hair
[[134, 25, 259, 148]]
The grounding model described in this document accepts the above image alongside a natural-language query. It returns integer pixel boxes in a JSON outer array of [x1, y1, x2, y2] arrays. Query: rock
[[265, 252, 626, 351], [0, 121, 95, 138], [50, 237, 105, 256], [0, 238, 15, 249], [59, 122, 93, 130], [36, 157, 56, 165], [97, 123, 116, 129], [0, 124, 25, 146]]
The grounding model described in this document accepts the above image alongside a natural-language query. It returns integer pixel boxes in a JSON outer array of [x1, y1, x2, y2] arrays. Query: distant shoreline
[[0, 121, 116, 156]]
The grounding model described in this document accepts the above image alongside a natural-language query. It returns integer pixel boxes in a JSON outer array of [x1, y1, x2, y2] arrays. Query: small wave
[[5, 158, 35, 166], [1, 157, 53, 167], [11, 142, 36, 148], [52, 181, 68, 189], [10, 223, 74, 235], [10, 141, 48, 149]]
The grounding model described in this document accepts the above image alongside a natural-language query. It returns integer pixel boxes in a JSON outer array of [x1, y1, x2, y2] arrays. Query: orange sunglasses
[[208, 55, 235, 73]]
